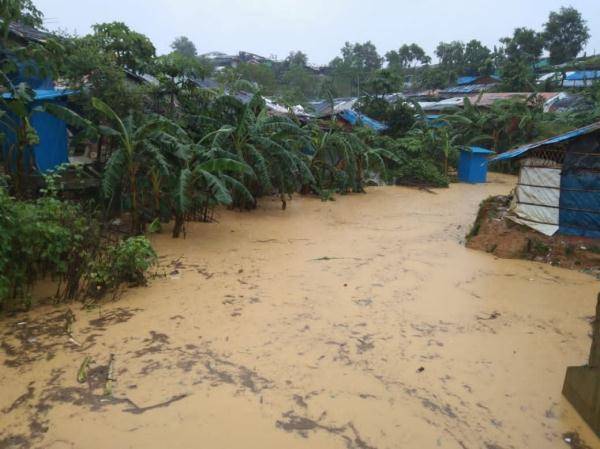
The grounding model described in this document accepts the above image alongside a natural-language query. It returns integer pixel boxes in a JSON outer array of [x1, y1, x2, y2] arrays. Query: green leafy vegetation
[[0, 182, 158, 309], [86, 236, 157, 299], [0, 0, 599, 309]]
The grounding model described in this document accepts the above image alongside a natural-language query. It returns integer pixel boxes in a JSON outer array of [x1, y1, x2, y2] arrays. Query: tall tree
[[0, 0, 43, 32], [170, 36, 197, 58], [285, 51, 308, 68], [386, 43, 430, 70], [329, 41, 383, 96], [340, 41, 383, 72], [364, 69, 402, 96], [232, 62, 277, 95], [417, 66, 456, 90], [500, 59, 535, 92], [463, 40, 492, 76], [91, 22, 156, 73], [498, 27, 543, 91], [500, 27, 544, 66], [435, 41, 465, 70], [543, 6, 590, 65]]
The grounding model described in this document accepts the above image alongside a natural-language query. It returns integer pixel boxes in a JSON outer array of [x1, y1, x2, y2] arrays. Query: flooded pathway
[[1, 174, 599, 449]]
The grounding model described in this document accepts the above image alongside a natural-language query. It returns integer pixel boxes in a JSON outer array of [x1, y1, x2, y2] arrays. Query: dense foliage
[[0, 0, 598, 309], [0, 184, 156, 309]]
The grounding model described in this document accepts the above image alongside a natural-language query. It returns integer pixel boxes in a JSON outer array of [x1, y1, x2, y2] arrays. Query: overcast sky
[[36, 0, 600, 65]]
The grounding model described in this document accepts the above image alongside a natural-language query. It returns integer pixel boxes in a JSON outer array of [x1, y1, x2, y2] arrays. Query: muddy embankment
[[467, 195, 600, 277], [1, 173, 599, 449]]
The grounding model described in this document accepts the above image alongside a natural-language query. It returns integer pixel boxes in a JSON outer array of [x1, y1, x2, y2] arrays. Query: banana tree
[[0, 85, 93, 198], [92, 97, 177, 234], [204, 94, 313, 210], [342, 131, 400, 192], [170, 144, 254, 238], [0, 86, 39, 198], [307, 126, 354, 193], [438, 128, 460, 177]]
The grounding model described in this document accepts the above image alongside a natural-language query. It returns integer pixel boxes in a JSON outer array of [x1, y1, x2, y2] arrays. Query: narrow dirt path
[[1, 174, 598, 449]]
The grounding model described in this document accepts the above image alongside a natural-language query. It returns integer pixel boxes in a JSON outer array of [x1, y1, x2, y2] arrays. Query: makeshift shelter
[[440, 75, 500, 96], [1, 89, 76, 173], [563, 71, 600, 88], [337, 110, 387, 133], [491, 122, 600, 238], [456, 75, 500, 86]]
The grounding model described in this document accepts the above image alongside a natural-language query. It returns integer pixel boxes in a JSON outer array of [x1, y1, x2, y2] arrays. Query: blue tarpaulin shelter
[[490, 122, 600, 238], [338, 109, 388, 133], [456, 75, 500, 86], [458, 147, 494, 183], [562, 71, 600, 88], [1, 89, 76, 173]]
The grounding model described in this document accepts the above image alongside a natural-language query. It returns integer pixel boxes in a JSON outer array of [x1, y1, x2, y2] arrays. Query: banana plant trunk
[[12, 125, 28, 199], [129, 167, 140, 234], [172, 212, 185, 238], [357, 158, 365, 193]]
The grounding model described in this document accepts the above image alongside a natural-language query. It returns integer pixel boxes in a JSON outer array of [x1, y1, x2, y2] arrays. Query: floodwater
[[1, 174, 599, 449]]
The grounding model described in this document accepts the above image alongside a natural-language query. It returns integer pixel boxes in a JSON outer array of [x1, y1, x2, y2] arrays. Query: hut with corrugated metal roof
[[491, 122, 600, 239]]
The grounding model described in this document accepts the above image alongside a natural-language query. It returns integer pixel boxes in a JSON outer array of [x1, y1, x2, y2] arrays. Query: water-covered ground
[[1, 174, 598, 449]]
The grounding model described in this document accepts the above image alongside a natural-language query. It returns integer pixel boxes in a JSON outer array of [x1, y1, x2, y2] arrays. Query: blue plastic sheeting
[[455, 75, 500, 86], [560, 189, 600, 211], [559, 208, 600, 237], [457, 76, 478, 85], [2, 89, 76, 101], [561, 170, 600, 190], [458, 147, 494, 183], [338, 109, 388, 132], [30, 109, 69, 172], [9, 62, 54, 90], [558, 147, 600, 237], [558, 225, 600, 239], [565, 71, 600, 81], [1, 90, 75, 173], [469, 146, 496, 155], [425, 115, 447, 128], [491, 122, 600, 162]]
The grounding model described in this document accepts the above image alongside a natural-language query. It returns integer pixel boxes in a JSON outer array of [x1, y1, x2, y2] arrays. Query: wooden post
[[589, 294, 600, 368], [563, 293, 600, 436]]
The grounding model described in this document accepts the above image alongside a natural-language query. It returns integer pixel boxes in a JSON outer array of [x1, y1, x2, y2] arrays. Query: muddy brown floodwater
[[1, 174, 599, 449]]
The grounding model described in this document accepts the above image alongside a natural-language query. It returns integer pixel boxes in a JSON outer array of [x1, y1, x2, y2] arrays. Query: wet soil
[[467, 195, 600, 277], [1, 173, 599, 449]]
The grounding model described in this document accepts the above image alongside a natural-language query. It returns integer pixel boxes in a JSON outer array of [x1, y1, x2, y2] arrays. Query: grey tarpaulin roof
[[440, 83, 496, 95], [491, 121, 600, 162], [307, 98, 358, 118], [5, 22, 49, 43]]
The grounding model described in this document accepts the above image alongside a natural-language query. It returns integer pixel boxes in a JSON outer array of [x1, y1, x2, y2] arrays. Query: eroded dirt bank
[[1, 174, 599, 449]]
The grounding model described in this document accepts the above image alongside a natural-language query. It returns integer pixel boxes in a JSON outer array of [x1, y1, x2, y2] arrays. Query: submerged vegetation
[[0, 0, 599, 309]]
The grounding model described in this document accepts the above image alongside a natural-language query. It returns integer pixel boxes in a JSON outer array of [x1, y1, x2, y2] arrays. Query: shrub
[[0, 188, 101, 308], [86, 236, 157, 297], [392, 159, 449, 188], [0, 186, 157, 310]]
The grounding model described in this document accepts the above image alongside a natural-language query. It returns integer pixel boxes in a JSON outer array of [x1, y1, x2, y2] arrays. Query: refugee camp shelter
[[1, 89, 75, 173], [563, 71, 600, 88], [456, 75, 500, 86], [440, 75, 500, 96], [491, 122, 600, 238], [458, 147, 494, 183], [337, 109, 387, 133]]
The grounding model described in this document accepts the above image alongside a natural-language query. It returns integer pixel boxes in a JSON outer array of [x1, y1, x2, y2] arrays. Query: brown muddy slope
[[467, 195, 600, 276], [1, 173, 599, 449]]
